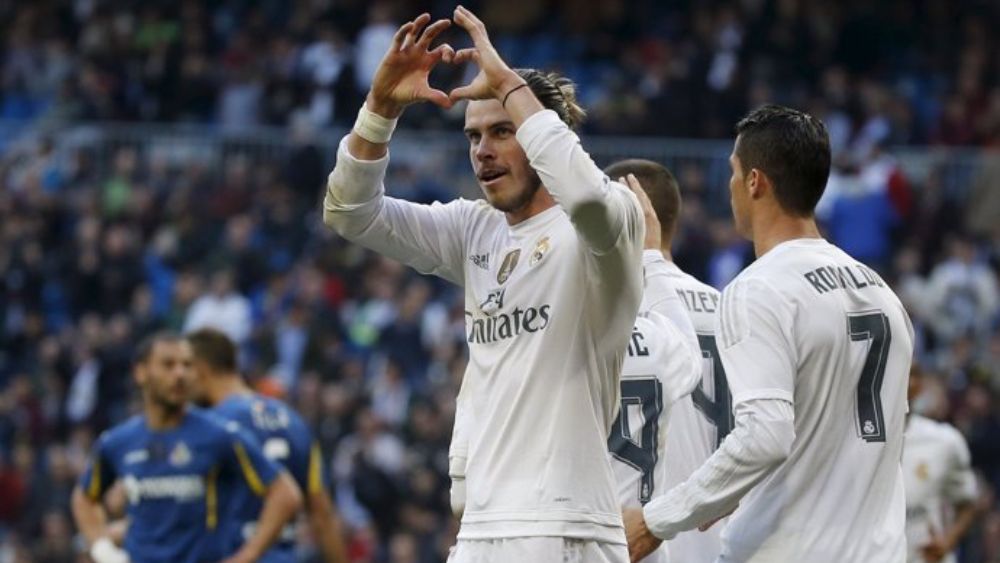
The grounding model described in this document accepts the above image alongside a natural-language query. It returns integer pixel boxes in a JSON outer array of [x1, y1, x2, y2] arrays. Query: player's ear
[[747, 168, 767, 200], [133, 363, 146, 387]]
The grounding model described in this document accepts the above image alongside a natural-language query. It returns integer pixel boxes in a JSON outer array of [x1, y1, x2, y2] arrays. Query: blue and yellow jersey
[[79, 408, 280, 563], [213, 393, 328, 562]]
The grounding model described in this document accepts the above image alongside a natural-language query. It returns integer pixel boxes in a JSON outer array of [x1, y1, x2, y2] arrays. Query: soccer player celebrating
[[604, 160, 728, 563], [604, 169, 702, 563], [71, 332, 302, 563], [323, 6, 643, 562], [625, 105, 915, 562], [186, 328, 348, 563], [904, 364, 981, 563]]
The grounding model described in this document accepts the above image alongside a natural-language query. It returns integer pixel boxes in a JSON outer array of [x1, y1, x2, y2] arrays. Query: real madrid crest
[[497, 249, 521, 285], [169, 441, 192, 467], [529, 236, 550, 267]]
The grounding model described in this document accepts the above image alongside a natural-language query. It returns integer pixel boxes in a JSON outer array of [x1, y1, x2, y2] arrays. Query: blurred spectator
[[183, 268, 252, 345], [924, 238, 999, 344]]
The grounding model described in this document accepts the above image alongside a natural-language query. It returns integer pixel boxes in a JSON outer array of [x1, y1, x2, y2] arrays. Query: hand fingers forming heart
[[401, 13, 432, 51], [417, 18, 451, 49]]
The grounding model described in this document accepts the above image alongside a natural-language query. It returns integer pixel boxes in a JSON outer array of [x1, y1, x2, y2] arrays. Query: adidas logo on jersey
[[470, 253, 490, 270]]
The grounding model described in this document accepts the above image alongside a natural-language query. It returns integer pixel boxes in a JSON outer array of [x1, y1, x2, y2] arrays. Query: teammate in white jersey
[[904, 365, 981, 563], [625, 104, 915, 563], [606, 159, 731, 563], [323, 8, 643, 562], [602, 165, 702, 563]]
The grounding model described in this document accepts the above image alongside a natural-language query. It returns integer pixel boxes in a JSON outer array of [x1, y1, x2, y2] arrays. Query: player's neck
[[504, 187, 557, 225], [145, 403, 186, 430], [660, 241, 674, 262], [210, 374, 253, 405], [750, 213, 822, 258]]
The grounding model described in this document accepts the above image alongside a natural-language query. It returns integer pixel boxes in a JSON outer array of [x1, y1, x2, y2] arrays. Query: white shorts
[[447, 537, 628, 563]]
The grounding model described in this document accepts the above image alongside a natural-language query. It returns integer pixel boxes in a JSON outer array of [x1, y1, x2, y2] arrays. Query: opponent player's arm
[[223, 433, 303, 563], [302, 443, 349, 562], [231, 472, 302, 562], [72, 439, 129, 563]]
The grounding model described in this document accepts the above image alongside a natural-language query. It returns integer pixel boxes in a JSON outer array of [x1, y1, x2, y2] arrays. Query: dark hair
[[133, 331, 185, 365], [734, 104, 831, 216], [603, 159, 681, 241], [186, 328, 237, 373], [514, 69, 586, 130]]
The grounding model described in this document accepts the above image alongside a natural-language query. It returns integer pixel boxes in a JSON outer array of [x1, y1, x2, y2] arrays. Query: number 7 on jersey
[[848, 311, 892, 443]]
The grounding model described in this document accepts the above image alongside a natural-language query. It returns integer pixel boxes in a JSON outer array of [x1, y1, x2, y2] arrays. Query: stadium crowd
[[0, 0, 998, 144], [0, 1, 999, 562]]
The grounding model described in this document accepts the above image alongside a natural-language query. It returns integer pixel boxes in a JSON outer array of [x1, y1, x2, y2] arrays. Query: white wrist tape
[[353, 103, 398, 144], [90, 537, 130, 563]]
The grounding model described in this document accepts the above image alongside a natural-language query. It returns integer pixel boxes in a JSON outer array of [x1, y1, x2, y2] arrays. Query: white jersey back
[[717, 239, 913, 562], [659, 262, 728, 563], [903, 415, 977, 563]]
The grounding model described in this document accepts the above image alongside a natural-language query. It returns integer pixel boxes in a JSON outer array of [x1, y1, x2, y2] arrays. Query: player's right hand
[[367, 13, 456, 118], [623, 508, 662, 563], [89, 536, 130, 563], [619, 174, 661, 251]]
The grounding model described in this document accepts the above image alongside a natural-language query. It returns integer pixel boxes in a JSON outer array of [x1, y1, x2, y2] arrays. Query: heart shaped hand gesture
[[448, 6, 525, 103], [367, 13, 456, 118]]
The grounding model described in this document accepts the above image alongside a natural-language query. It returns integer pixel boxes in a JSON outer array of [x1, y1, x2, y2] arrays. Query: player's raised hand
[[367, 13, 455, 118], [448, 5, 524, 102], [623, 508, 662, 563], [620, 174, 661, 251]]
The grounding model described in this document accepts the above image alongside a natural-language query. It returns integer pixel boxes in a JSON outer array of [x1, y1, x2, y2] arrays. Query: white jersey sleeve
[[323, 137, 479, 285], [516, 110, 643, 257], [716, 278, 796, 405], [642, 397, 794, 540]]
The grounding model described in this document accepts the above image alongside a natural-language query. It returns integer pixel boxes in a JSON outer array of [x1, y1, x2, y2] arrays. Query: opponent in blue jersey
[[187, 328, 348, 562], [71, 332, 303, 563]]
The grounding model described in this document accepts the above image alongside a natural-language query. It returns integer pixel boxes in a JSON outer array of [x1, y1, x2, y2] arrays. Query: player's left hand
[[920, 523, 949, 563], [623, 508, 662, 563], [620, 174, 661, 251], [448, 5, 524, 103]]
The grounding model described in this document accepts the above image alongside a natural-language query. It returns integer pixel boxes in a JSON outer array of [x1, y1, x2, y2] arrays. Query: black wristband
[[502, 83, 530, 108]]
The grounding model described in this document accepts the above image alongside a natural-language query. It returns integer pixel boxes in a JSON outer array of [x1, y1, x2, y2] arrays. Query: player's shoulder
[[450, 197, 502, 223], [99, 415, 146, 448], [665, 262, 719, 296], [187, 407, 241, 438], [909, 415, 968, 447]]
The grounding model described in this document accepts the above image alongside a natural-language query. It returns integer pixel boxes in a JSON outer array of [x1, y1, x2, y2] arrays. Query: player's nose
[[474, 138, 496, 161]]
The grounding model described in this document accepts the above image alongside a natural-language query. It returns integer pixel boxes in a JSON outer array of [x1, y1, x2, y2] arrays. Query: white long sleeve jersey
[[644, 238, 914, 562], [324, 110, 644, 543], [609, 252, 702, 563]]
